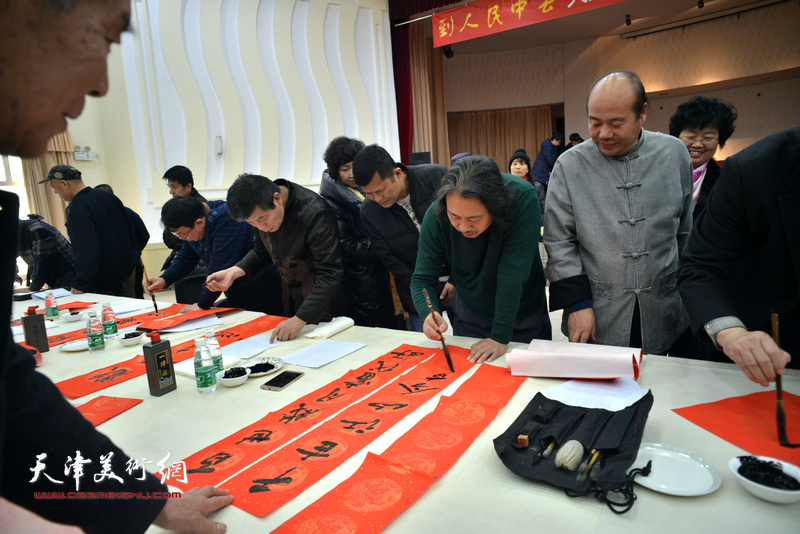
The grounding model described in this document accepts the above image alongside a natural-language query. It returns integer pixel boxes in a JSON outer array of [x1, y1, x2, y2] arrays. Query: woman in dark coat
[[320, 136, 397, 328]]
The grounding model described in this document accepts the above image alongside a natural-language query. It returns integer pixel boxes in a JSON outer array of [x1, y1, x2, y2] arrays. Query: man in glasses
[[146, 195, 282, 314]]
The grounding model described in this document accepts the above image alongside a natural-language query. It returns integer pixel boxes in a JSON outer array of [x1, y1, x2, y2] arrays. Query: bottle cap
[[195, 337, 206, 347], [146, 331, 161, 343], [205, 328, 216, 335], [88, 311, 97, 317], [101, 301, 110, 307], [26, 306, 39, 315]]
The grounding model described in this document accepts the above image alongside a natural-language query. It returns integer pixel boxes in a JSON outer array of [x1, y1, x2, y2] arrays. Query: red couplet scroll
[[224, 347, 475, 517], [55, 314, 284, 400], [170, 344, 442, 492], [274, 364, 526, 532]]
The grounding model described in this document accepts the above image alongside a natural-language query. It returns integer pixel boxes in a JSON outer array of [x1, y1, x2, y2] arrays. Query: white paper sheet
[[281, 339, 365, 368], [159, 315, 222, 333], [223, 335, 283, 359], [304, 316, 355, 339], [109, 301, 158, 316], [32, 288, 72, 300], [541, 376, 648, 411]]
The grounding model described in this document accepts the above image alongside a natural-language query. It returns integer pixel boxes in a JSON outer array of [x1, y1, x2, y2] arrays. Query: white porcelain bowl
[[63, 311, 84, 322], [729, 455, 800, 504], [118, 331, 144, 346], [216, 367, 251, 387]]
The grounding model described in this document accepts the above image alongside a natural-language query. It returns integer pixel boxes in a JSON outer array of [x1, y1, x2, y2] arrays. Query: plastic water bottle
[[193, 337, 217, 394], [44, 290, 59, 321], [100, 301, 118, 339], [205, 328, 223, 375], [86, 311, 105, 352]]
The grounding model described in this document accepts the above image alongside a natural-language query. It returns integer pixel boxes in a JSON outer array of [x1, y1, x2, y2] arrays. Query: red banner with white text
[[432, 0, 625, 48]]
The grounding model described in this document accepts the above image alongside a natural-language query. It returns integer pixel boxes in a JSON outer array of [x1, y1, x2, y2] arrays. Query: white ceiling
[[423, 0, 784, 54]]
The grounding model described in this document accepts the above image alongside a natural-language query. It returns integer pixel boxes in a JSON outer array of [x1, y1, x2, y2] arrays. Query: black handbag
[[493, 391, 654, 513]]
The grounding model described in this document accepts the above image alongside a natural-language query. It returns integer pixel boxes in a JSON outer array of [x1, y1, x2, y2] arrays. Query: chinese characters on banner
[[223, 346, 475, 517], [432, 0, 626, 48], [170, 344, 440, 491], [274, 365, 526, 533]]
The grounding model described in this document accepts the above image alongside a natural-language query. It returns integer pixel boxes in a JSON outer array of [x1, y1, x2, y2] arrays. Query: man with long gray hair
[[410, 155, 551, 363]]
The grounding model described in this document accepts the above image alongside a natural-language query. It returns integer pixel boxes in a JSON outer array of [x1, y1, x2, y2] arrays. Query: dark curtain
[[391, 24, 413, 165], [389, 0, 463, 21]]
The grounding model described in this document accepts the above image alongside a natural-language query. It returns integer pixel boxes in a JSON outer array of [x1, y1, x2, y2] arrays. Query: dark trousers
[[449, 292, 552, 343]]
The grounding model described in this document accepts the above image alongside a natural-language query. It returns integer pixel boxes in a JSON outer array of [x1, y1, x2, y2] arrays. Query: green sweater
[[411, 173, 546, 344]]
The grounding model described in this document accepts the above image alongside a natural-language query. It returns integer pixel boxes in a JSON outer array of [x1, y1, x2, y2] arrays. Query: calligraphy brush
[[771, 312, 799, 448], [142, 264, 159, 315], [423, 288, 454, 372]]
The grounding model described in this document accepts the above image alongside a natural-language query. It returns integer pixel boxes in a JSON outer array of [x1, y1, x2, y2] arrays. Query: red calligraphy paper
[[55, 315, 285, 400], [433, 0, 626, 48], [135, 306, 237, 331], [673, 391, 800, 465], [224, 346, 472, 517], [46, 304, 185, 347], [170, 344, 439, 491], [10, 301, 98, 327], [75, 395, 143, 426], [273, 453, 435, 534], [273, 363, 524, 530]]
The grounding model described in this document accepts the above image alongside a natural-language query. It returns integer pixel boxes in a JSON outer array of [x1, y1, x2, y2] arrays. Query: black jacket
[[360, 163, 447, 315], [678, 127, 800, 362], [65, 187, 138, 293], [320, 171, 395, 327], [237, 179, 345, 324], [1, 192, 165, 532]]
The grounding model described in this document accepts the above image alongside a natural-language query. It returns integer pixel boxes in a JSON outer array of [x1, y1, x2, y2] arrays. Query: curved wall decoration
[[221, 0, 262, 175], [292, 0, 328, 184], [183, 0, 226, 187], [116, 0, 399, 237]]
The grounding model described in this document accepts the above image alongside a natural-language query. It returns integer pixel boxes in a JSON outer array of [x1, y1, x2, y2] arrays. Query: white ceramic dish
[[244, 357, 283, 377], [60, 339, 89, 352], [630, 443, 722, 496], [216, 367, 251, 387], [118, 331, 144, 346], [62, 311, 85, 322], [728, 455, 800, 504]]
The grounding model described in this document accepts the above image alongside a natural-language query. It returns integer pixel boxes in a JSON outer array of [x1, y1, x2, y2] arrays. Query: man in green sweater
[[411, 156, 551, 363]]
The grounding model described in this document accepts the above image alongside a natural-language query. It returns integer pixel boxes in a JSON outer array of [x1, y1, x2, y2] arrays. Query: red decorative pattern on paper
[[273, 364, 525, 531], [75, 395, 143, 426]]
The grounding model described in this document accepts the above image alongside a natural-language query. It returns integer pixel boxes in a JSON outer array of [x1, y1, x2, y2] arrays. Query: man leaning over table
[[677, 127, 799, 387], [0, 0, 233, 532], [206, 174, 346, 343], [543, 70, 694, 356], [145, 195, 282, 315], [352, 144, 455, 332], [411, 156, 551, 364]]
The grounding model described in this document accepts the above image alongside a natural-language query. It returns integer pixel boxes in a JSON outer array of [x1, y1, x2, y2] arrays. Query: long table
[[9, 293, 799, 533]]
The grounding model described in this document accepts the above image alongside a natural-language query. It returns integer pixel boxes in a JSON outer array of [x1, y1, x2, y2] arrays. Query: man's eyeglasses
[[170, 228, 191, 240]]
